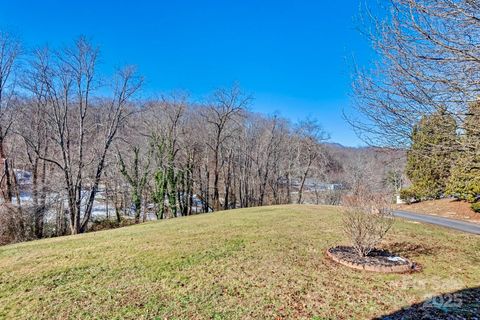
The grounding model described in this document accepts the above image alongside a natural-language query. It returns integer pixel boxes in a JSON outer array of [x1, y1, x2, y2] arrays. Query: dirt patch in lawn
[[396, 198, 480, 224], [326, 246, 417, 273]]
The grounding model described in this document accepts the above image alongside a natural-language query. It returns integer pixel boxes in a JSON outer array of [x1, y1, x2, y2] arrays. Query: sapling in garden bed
[[327, 188, 416, 273], [342, 190, 394, 257]]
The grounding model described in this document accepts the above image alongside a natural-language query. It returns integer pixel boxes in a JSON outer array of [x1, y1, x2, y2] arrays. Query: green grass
[[0, 205, 479, 319]]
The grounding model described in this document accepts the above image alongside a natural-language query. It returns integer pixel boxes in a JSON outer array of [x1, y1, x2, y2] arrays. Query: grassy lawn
[[0, 205, 479, 319]]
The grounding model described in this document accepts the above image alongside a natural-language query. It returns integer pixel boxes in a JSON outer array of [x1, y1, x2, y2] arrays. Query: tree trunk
[[297, 157, 313, 204]]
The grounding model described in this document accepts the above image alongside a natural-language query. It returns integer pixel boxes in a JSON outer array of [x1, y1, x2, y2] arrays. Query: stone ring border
[[326, 246, 419, 273]]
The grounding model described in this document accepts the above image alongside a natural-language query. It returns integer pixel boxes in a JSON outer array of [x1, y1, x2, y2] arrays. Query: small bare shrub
[[89, 217, 135, 232], [342, 189, 394, 257], [323, 189, 343, 205], [0, 204, 32, 245]]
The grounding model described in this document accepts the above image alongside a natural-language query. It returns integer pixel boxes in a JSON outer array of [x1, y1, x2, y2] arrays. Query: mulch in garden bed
[[327, 246, 418, 273]]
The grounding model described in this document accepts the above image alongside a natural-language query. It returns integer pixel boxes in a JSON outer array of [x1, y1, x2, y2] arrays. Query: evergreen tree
[[405, 108, 458, 199], [447, 101, 480, 202]]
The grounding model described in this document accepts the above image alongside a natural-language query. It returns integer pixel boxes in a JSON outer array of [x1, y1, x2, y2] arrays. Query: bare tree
[[203, 85, 250, 211], [256, 116, 279, 206], [0, 31, 21, 203], [118, 146, 150, 223], [295, 118, 328, 204], [16, 47, 57, 238], [350, 0, 480, 153], [28, 38, 142, 234], [342, 187, 394, 257]]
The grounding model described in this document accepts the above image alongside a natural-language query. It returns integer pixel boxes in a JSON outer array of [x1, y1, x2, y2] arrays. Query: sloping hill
[[0, 205, 479, 319]]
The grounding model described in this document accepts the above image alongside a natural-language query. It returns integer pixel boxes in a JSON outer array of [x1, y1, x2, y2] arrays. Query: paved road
[[393, 210, 480, 235]]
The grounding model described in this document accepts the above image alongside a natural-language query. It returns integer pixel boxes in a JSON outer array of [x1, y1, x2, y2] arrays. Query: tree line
[[402, 102, 480, 209], [0, 32, 340, 244], [351, 0, 480, 210]]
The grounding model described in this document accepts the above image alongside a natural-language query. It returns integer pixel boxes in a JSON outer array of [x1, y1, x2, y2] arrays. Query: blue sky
[[0, 0, 374, 146]]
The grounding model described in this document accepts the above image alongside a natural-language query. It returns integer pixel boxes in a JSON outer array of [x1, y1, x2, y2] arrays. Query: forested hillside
[[0, 33, 404, 245]]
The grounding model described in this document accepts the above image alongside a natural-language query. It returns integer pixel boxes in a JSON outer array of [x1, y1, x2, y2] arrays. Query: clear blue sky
[[0, 0, 374, 146]]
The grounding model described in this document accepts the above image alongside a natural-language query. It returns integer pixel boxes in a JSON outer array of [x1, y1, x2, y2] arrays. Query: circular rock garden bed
[[327, 246, 417, 273]]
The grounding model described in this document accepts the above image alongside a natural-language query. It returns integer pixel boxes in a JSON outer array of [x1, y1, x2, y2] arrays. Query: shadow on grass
[[375, 286, 480, 319], [381, 241, 439, 258]]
